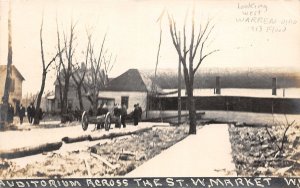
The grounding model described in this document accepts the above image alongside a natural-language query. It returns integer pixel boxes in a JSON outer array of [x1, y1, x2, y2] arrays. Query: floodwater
[[162, 88, 300, 98]]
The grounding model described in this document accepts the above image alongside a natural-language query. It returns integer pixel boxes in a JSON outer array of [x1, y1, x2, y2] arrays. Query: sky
[[0, 0, 299, 96]]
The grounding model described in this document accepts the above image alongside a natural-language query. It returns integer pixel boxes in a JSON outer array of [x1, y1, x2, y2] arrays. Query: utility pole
[[178, 56, 181, 125], [1, 0, 13, 128]]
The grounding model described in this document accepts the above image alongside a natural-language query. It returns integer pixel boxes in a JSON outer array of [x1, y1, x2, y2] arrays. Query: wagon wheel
[[81, 111, 89, 131], [104, 113, 111, 131]]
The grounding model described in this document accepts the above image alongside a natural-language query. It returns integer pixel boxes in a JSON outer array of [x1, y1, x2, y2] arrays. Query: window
[[121, 96, 129, 108]]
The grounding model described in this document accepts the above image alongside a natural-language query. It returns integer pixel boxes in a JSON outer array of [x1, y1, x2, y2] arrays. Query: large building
[[0, 65, 25, 112], [50, 67, 110, 113], [100, 69, 162, 119]]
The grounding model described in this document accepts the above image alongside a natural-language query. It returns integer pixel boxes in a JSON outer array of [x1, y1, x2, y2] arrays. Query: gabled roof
[[104, 69, 162, 92], [0, 65, 25, 81]]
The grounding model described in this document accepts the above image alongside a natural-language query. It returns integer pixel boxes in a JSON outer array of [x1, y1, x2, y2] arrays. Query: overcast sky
[[0, 0, 299, 96]]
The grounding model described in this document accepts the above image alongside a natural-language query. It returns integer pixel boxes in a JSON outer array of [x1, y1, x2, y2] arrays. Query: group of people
[[2, 102, 36, 124], [94, 103, 128, 128], [112, 103, 142, 127], [9, 102, 43, 125], [113, 103, 128, 128], [84, 102, 143, 130]]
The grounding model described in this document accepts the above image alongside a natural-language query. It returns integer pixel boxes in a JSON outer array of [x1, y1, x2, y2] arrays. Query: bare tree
[[71, 59, 88, 111], [1, 1, 13, 127], [82, 33, 115, 114], [168, 9, 219, 134], [54, 60, 64, 111], [56, 19, 76, 119], [33, 18, 64, 124], [152, 8, 165, 95]]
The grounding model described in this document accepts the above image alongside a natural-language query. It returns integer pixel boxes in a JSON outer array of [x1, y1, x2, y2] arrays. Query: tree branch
[[40, 17, 45, 71], [194, 49, 219, 74], [192, 21, 209, 61]]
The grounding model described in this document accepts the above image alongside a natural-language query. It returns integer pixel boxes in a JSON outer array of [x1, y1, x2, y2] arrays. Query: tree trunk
[[77, 85, 84, 111], [186, 84, 196, 134], [33, 72, 46, 124], [57, 78, 63, 114], [62, 75, 70, 115], [1, 1, 13, 128]]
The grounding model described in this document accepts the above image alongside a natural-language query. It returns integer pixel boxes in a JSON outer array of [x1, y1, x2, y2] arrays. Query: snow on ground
[[1, 125, 189, 178], [0, 122, 155, 151], [127, 124, 236, 177]]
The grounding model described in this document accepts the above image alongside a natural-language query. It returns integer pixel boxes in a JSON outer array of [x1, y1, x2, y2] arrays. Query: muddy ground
[[0, 125, 188, 178], [229, 121, 300, 177]]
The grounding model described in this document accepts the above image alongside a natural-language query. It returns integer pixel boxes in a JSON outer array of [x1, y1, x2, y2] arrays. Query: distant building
[[49, 68, 162, 118], [0, 65, 25, 112], [100, 69, 162, 119], [50, 78, 88, 114]]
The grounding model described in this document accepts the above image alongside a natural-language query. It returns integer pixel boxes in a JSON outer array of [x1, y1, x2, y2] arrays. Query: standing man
[[137, 103, 142, 121], [74, 106, 81, 121], [27, 103, 34, 124], [133, 104, 139, 126], [38, 108, 43, 120], [7, 103, 14, 123], [18, 104, 25, 124], [121, 104, 127, 128]]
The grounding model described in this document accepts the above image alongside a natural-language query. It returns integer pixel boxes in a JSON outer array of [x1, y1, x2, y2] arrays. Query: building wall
[[99, 91, 148, 118], [51, 85, 149, 118], [52, 85, 91, 113], [0, 67, 23, 112]]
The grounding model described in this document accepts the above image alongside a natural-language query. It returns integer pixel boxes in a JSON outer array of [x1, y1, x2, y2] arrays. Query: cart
[[81, 107, 121, 131]]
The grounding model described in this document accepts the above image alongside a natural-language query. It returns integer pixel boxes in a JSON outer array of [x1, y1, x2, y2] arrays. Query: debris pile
[[90, 126, 188, 176], [0, 125, 188, 178], [229, 122, 300, 176]]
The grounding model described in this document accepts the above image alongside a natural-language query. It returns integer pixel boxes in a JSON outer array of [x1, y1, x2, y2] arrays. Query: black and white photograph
[[0, 0, 300, 187]]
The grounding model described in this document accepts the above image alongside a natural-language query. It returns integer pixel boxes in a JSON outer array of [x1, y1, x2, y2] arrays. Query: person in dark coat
[[74, 106, 81, 121], [18, 104, 25, 124], [27, 103, 35, 124], [38, 108, 43, 120], [114, 104, 122, 128], [31, 105, 36, 123], [27, 104, 32, 123], [102, 103, 108, 115], [137, 103, 142, 121], [133, 104, 139, 126], [96, 103, 104, 116], [7, 104, 14, 123], [121, 104, 127, 128]]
